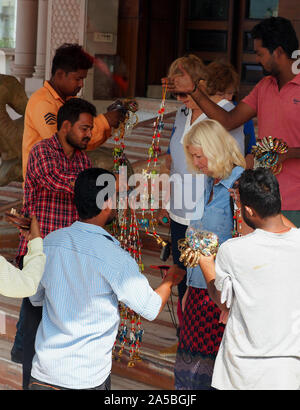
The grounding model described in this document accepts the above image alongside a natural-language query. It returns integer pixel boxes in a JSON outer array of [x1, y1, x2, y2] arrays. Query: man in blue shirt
[[28, 167, 183, 390]]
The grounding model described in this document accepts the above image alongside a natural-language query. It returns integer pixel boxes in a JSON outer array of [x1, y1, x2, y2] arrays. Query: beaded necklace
[[110, 99, 144, 367], [112, 99, 138, 173], [139, 82, 169, 253]]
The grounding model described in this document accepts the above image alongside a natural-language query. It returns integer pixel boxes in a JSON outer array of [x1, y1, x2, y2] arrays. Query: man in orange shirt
[[22, 43, 123, 179]]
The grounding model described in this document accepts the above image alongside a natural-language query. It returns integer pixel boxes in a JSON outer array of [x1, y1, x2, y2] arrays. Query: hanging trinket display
[[140, 81, 171, 259], [251, 136, 288, 175], [112, 82, 170, 365], [110, 99, 145, 367], [112, 99, 139, 173], [178, 226, 219, 268]]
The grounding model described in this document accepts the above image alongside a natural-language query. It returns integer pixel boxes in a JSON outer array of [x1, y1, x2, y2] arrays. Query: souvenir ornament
[[178, 226, 219, 268], [110, 100, 144, 367], [111, 197, 144, 367], [112, 99, 139, 173], [251, 136, 288, 175], [140, 82, 170, 259]]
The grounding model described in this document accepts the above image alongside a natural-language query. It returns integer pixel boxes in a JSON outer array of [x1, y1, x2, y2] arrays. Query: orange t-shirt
[[22, 81, 111, 179]]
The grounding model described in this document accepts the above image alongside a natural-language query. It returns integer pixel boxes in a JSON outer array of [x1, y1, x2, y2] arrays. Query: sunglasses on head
[[172, 92, 188, 99]]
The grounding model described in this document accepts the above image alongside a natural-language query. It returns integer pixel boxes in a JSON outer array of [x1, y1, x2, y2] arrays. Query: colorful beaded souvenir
[[140, 82, 168, 249], [251, 136, 288, 175], [111, 199, 144, 366], [112, 99, 139, 173], [178, 226, 219, 268], [110, 99, 144, 367]]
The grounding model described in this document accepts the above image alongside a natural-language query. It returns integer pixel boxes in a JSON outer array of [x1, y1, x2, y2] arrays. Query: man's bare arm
[[198, 255, 229, 313], [190, 91, 256, 131], [155, 266, 185, 315], [163, 64, 256, 131]]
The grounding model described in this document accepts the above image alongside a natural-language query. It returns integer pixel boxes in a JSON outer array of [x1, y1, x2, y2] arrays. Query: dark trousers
[[22, 299, 43, 390], [11, 257, 44, 390], [29, 375, 111, 390], [11, 257, 25, 357], [170, 219, 187, 304]]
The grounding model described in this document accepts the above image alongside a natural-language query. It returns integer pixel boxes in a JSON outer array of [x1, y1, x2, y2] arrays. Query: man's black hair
[[57, 98, 97, 130], [51, 43, 94, 76], [238, 168, 281, 218], [251, 17, 299, 57], [74, 168, 116, 220]]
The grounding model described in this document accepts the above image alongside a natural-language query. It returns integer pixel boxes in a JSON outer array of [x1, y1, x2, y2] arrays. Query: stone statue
[[0, 74, 28, 185]]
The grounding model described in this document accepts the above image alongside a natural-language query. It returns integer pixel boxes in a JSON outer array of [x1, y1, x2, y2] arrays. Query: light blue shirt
[[187, 166, 244, 289], [30, 221, 162, 389]]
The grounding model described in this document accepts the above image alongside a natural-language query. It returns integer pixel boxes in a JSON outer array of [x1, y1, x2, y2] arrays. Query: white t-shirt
[[213, 228, 300, 390]]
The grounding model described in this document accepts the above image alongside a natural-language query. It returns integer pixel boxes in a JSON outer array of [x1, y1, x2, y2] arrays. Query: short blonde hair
[[183, 119, 246, 179], [168, 54, 207, 83]]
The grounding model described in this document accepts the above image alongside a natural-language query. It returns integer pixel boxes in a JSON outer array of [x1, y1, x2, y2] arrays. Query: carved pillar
[[45, 0, 86, 80], [12, 0, 39, 84], [33, 0, 48, 79]]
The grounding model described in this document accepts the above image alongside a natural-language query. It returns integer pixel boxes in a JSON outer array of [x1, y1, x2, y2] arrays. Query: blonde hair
[[168, 54, 207, 83], [183, 119, 246, 179]]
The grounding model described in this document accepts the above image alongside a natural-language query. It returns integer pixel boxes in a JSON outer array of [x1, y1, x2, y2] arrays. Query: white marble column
[[33, 0, 48, 79], [12, 0, 39, 84]]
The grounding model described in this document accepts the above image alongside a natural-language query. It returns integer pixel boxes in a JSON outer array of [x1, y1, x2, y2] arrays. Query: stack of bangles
[[178, 227, 219, 268], [251, 136, 288, 175]]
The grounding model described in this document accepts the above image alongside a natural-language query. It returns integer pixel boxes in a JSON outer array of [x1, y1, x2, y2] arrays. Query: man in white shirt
[[199, 167, 300, 390], [28, 168, 184, 390]]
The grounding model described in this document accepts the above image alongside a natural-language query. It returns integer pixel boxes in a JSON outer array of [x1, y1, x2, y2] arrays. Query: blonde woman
[[174, 119, 246, 390], [159, 56, 246, 357], [159, 55, 208, 356]]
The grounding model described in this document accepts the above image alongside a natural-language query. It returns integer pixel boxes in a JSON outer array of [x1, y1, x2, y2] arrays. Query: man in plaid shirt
[[18, 111, 92, 259], [17, 98, 95, 389]]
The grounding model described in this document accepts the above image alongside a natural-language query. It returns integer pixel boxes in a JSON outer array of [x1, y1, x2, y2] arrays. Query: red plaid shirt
[[18, 134, 91, 258]]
